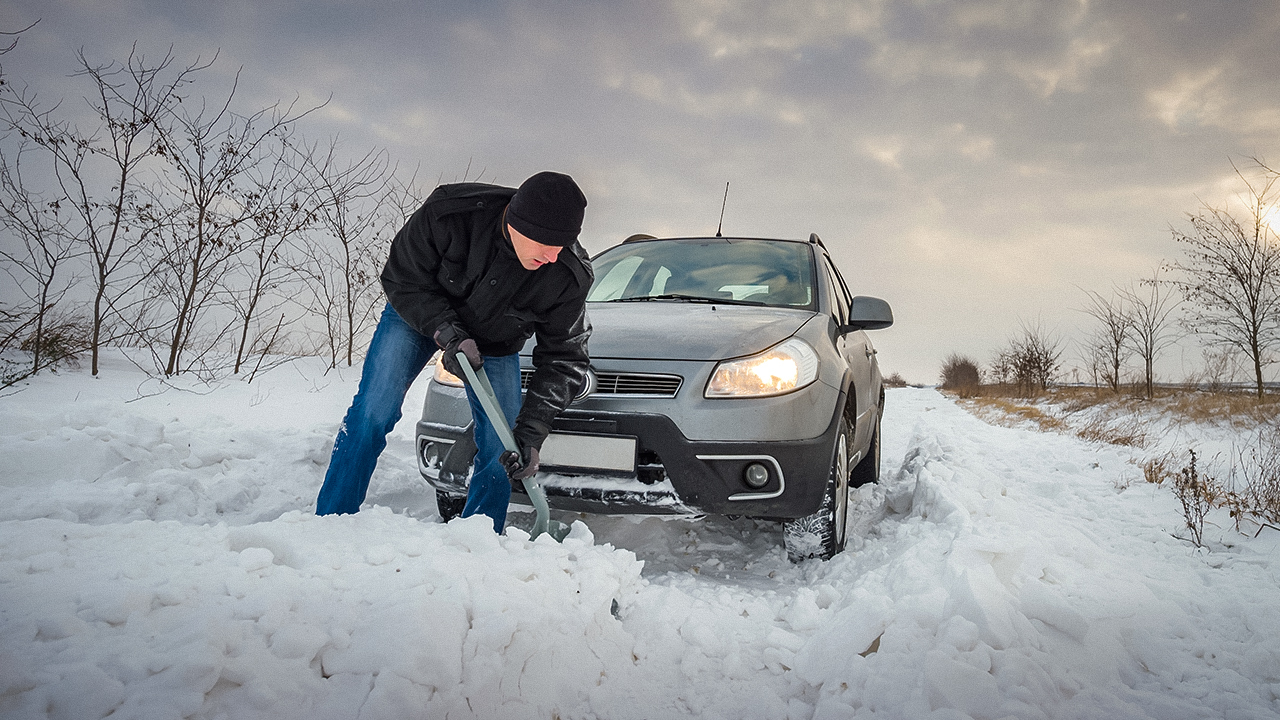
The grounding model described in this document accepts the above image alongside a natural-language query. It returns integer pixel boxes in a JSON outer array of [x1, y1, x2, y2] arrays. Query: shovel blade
[[522, 475, 569, 542]]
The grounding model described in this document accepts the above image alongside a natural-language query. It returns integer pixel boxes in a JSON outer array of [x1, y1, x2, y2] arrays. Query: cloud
[[670, 0, 886, 57], [1147, 64, 1280, 137], [5, 0, 1280, 382], [1007, 32, 1117, 96], [1147, 65, 1229, 131]]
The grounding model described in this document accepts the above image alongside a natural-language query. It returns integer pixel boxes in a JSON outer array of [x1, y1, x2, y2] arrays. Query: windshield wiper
[[607, 293, 765, 306]]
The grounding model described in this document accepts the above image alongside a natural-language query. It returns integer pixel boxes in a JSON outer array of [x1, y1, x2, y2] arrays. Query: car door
[[823, 256, 874, 443]]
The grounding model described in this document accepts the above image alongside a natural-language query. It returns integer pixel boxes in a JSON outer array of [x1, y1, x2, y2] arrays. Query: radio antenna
[[715, 182, 729, 237]]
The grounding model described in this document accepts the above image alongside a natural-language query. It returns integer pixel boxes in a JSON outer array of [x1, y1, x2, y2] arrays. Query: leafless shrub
[[294, 141, 411, 369], [148, 71, 321, 378], [228, 140, 316, 376], [994, 321, 1062, 397], [1173, 450, 1215, 547], [939, 354, 981, 396], [1221, 423, 1280, 531], [884, 372, 908, 388], [0, 303, 34, 386], [3, 47, 205, 376], [2, 43, 434, 382], [1187, 348, 1242, 393], [0, 142, 79, 377], [18, 310, 90, 369]]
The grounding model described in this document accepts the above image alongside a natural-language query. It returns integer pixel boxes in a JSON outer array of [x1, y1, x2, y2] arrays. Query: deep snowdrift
[[2, 352, 1278, 719]]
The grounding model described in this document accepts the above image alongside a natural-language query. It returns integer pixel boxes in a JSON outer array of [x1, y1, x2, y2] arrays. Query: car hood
[[568, 302, 815, 361]]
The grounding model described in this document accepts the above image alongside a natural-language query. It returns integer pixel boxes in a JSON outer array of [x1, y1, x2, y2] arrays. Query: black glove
[[501, 445, 540, 484], [433, 323, 482, 378], [503, 419, 549, 487]]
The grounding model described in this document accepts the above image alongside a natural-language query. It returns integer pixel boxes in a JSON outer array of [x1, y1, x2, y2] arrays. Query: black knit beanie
[[506, 171, 587, 247]]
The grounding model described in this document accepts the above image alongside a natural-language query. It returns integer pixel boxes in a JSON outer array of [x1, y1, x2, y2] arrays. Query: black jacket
[[380, 182, 593, 448]]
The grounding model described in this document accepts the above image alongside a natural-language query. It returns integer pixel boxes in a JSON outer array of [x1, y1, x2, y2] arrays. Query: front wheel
[[783, 415, 852, 562], [436, 490, 467, 522]]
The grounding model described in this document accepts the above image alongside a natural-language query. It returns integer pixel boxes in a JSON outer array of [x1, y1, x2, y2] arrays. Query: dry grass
[[952, 384, 1280, 429], [1161, 392, 1280, 427], [1143, 455, 1174, 485], [949, 384, 1280, 543], [1075, 414, 1150, 448], [959, 393, 1149, 448], [961, 396, 1067, 435]]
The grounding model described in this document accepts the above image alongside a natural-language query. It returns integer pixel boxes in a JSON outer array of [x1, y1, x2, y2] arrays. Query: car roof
[[610, 233, 831, 262], [620, 234, 810, 245]]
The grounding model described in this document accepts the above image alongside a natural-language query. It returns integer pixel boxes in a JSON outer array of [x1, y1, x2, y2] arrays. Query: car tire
[[850, 411, 881, 488], [436, 490, 467, 522], [783, 414, 852, 562]]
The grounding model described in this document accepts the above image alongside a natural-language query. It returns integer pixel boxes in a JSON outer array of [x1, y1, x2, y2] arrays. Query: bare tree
[[1080, 288, 1131, 392], [1172, 167, 1280, 399], [149, 68, 318, 376], [1119, 267, 1181, 399], [0, 143, 81, 377], [1, 47, 204, 375], [296, 140, 399, 368], [229, 135, 315, 375], [997, 320, 1062, 396]]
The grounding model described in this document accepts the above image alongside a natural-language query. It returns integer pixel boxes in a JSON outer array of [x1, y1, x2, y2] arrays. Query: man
[[315, 171, 592, 533]]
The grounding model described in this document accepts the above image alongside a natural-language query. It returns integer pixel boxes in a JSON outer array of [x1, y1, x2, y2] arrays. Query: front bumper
[[416, 399, 842, 520]]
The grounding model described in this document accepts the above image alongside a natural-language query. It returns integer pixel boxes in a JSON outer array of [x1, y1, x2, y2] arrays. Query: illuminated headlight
[[705, 338, 819, 398], [431, 352, 464, 387]]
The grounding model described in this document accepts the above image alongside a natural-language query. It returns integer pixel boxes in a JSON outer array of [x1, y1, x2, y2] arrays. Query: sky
[[3, 0, 1280, 383]]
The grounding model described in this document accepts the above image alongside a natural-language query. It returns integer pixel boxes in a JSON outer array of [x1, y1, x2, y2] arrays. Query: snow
[[2, 351, 1280, 719]]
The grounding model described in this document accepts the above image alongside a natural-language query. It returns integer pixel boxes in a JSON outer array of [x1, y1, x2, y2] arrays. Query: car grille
[[521, 369, 682, 397]]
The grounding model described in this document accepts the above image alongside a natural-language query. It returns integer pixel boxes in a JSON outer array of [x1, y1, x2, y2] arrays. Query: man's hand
[[501, 445, 540, 484], [434, 323, 482, 378]]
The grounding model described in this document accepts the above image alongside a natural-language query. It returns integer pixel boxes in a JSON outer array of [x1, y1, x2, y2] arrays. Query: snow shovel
[[455, 353, 570, 542]]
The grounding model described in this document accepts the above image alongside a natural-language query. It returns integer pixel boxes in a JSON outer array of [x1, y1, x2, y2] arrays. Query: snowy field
[[2, 351, 1279, 719]]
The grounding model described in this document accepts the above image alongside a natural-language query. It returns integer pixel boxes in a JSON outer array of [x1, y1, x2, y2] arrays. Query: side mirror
[[840, 296, 893, 332]]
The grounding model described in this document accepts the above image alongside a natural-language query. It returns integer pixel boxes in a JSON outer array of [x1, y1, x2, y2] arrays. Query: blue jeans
[[315, 303, 522, 533]]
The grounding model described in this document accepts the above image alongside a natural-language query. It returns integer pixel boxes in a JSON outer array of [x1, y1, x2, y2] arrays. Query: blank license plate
[[540, 433, 636, 473]]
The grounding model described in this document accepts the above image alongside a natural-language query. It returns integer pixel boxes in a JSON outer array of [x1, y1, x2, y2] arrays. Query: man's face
[[508, 224, 564, 270]]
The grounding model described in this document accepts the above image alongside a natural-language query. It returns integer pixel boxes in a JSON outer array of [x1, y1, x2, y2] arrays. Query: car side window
[[822, 257, 848, 326]]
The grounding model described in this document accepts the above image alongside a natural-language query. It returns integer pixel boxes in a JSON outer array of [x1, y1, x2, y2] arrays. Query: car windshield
[[587, 238, 816, 309]]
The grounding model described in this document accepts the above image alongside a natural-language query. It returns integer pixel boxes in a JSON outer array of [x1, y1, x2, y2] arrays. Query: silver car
[[416, 234, 893, 560]]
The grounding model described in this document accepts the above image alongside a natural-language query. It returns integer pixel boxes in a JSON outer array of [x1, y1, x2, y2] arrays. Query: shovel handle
[[454, 352, 554, 539], [456, 353, 519, 453]]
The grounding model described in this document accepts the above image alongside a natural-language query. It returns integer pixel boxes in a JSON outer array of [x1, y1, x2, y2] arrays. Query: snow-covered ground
[[2, 352, 1279, 719]]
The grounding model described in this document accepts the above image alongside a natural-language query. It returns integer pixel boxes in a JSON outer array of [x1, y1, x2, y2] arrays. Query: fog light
[[743, 462, 770, 489]]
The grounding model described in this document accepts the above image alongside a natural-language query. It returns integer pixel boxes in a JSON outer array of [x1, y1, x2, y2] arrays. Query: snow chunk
[[238, 546, 276, 572]]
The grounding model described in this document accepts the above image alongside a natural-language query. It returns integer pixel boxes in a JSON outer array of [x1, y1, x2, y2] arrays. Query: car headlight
[[705, 338, 819, 398], [431, 352, 464, 387]]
